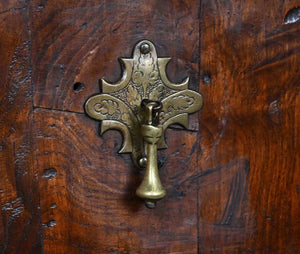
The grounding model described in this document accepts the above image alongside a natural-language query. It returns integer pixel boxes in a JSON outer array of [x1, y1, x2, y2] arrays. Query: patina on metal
[[136, 99, 166, 208], [85, 40, 203, 208]]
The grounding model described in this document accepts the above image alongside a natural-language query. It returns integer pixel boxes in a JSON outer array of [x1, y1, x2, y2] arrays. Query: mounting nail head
[[140, 42, 151, 54]]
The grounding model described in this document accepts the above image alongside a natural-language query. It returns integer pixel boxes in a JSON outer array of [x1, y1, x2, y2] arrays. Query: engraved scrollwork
[[160, 94, 194, 122], [160, 90, 203, 124], [126, 85, 142, 108], [94, 99, 121, 120], [85, 39, 203, 167]]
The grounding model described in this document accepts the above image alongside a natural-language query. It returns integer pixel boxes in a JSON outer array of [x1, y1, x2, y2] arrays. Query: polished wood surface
[[1, 0, 299, 253], [0, 5, 42, 253], [199, 0, 300, 252]]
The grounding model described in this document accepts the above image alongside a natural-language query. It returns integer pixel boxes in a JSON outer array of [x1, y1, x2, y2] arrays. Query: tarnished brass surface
[[85, 40, 203, 207], [136, 100, 166, 207]]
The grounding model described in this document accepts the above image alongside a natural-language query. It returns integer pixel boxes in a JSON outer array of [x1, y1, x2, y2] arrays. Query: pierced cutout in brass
[[85, 40, 203, 208]]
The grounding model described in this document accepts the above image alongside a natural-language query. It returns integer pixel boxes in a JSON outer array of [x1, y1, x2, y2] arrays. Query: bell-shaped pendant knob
[[136, 100, 166, 208], [136, 124, 166, 206]]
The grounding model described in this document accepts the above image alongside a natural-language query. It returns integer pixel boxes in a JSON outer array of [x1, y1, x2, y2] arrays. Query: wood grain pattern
[[0, 0, 26, 13], [29, 0, 200, 124], [35, 109, 199, 253], [199, 0, 300, 252], [0, 0, 299, 253], [0, 6, 42, 253]]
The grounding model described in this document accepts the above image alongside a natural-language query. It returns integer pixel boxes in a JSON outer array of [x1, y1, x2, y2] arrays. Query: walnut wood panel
[[0, 7, 42, 253], [34, 109, 199, 253], [199, 0, 300, 253]]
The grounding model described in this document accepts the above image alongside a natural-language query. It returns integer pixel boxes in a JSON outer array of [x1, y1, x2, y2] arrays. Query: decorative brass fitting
[[85, 40, 203, 208], [136, 99, 166, 208]]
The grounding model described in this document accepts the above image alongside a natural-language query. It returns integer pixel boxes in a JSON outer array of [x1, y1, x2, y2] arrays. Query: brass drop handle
[[84, 40, 203, 208], [136, 100, 166, 208]]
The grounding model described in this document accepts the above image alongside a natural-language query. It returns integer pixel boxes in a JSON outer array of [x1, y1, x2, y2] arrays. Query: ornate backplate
[[85, 40, 203, 167]]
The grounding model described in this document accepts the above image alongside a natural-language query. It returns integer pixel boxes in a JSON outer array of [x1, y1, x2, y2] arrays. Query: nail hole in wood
[[73, 82, 84, 93], [284, 7, 300, 24], [203, 73, 211, 85]]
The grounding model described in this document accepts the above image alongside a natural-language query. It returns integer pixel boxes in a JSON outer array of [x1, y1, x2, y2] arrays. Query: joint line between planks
[[197, 0, 204, 253], [33, 106, 86, 116], [0, 6, 27, 16]]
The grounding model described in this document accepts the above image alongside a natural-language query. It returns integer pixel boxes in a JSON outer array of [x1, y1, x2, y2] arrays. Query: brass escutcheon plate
[[85, 40, 203, 168]]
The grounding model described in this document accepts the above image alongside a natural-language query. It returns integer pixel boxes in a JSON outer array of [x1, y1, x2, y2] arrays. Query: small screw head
[[140, 42, 151, 54]]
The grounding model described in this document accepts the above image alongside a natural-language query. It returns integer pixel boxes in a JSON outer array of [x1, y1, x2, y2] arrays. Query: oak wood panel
[[0, 0, 299, 253], [0, 0, 26, 13], [199, 0, 300, 252], [29, 0, 200, 129], [35, 109, 199, 253], [0, 7, 42, 253]]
